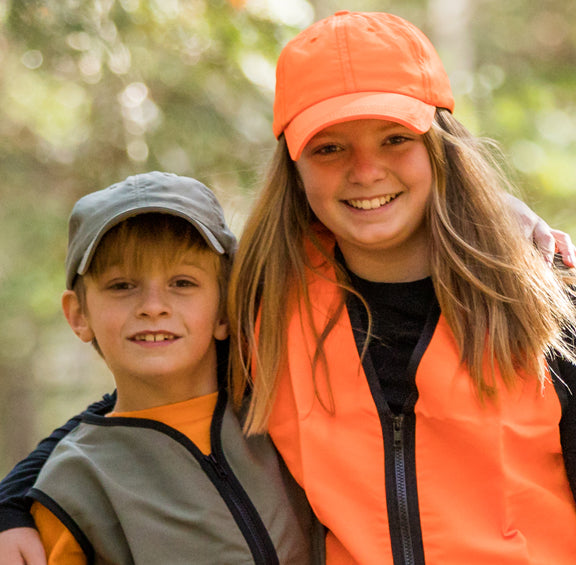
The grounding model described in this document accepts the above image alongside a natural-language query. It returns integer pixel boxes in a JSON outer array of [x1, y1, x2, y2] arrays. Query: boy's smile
[[63, 247, 228, 411], [130, 331, 180, 343]]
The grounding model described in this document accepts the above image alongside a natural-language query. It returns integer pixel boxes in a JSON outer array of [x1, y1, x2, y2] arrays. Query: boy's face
[[62, 246, 228, 407]]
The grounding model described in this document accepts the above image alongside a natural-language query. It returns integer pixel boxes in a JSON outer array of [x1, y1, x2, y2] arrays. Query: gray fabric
[[30, 400, 320, 565], [65, 171, 237, 289]]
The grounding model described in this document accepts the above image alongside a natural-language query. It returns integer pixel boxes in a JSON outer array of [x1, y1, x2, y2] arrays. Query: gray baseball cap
[[66, 171, 237, 289]]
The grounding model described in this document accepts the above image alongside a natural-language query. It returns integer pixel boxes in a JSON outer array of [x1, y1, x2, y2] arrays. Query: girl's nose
[[348, 149, 388, 186]]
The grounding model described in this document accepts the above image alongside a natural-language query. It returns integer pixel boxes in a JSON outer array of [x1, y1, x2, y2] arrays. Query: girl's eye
[[386, 135, 410, 146], [314, 143, 341, 156]]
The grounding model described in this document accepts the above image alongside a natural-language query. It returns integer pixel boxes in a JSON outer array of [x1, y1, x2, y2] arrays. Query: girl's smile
[[346, 192, 401, 210], [296, 118, 433, 282]]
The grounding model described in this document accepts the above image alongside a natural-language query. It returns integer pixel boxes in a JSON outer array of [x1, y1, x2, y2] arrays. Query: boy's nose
[[136, 285, 171, 318]]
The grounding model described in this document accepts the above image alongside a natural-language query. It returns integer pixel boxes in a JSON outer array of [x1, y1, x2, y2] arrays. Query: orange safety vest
[[267, 236, 576, 564]]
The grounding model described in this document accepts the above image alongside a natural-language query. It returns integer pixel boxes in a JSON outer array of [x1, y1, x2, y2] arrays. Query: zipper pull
[[207, 453, 228, 480], [393, 414, 404, 448]]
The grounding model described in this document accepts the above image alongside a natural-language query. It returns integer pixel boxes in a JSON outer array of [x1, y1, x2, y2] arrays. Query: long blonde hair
[[229, 110, 576, 434]]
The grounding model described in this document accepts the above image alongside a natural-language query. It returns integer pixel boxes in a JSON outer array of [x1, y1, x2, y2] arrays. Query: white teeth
[[347, 193, 399, 210], [135, 334, 175, 342]]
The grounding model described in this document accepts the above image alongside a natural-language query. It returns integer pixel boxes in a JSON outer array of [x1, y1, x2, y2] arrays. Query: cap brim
[[284, 92, 437, 161], [74, 207, 226, 284]]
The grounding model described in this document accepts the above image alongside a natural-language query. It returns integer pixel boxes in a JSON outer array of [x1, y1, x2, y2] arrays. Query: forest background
[[1, 0, 575, 474]]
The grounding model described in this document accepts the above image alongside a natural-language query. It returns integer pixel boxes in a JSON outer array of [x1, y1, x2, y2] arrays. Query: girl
[[228, 11, 576, 564]]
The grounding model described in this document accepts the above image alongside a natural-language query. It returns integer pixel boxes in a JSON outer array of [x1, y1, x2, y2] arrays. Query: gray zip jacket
[[28, 385, 324, 565]]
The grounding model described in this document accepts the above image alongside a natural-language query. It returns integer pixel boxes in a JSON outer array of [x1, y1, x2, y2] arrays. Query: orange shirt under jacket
[[267, 237, 576, 565]]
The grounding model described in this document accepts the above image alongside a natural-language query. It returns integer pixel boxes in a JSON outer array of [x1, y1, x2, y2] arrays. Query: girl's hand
[[508, 195, 576, 268], [0, 528, 47, 565]]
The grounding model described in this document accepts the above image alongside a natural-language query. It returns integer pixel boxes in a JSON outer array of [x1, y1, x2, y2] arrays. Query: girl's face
[[295, 119, 433, 282]]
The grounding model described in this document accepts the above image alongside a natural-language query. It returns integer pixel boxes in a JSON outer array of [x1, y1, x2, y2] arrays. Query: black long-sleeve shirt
[[0, 393, 116, 531]]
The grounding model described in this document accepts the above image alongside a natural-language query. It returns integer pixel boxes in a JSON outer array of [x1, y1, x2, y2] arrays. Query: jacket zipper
[[205, 451, 279, 565], [393, 414, 416, 565]]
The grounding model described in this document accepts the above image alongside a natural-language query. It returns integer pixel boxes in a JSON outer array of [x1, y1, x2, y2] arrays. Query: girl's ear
[[213, 317, 229, 341], [62, 290, 95, 343]]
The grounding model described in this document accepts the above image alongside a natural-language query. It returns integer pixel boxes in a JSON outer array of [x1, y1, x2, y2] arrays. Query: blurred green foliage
[[0, 0, 575, 474]]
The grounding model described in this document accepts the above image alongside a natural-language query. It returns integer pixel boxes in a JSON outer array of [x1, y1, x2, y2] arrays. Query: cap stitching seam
[[335, 15, 355, 93], [133, 172, 143, 204], [397, 24, 429, 102]]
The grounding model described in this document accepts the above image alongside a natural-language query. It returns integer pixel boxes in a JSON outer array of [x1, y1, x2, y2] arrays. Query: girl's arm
[[0, 393, 115, 564]]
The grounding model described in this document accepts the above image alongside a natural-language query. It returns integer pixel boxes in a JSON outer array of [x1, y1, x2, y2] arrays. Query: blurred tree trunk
[[0, 361, 35, 475], [428, 0, 475, 77], [308, 0, 334, 19]]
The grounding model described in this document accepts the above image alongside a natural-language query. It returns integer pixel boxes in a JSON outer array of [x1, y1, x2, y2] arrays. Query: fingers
[[505, 194, 576, 268], [529, 218, 576, 269], [531, 220, 556, 267], [0, 528, 47, 565], [550, 229, 576, 268]]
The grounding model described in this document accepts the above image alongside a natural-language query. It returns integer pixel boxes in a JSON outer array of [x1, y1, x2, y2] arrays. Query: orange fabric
[[267, 238, 576, 564], [414, 318, 576, 563], [110, 391, 218, 455], [32, 393, 218, 562], [31, 502, 86, 565]]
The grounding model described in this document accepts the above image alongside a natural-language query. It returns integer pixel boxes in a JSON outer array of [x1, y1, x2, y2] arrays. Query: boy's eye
[[107, 281, 134, 291], [173, 278, 198, 288]]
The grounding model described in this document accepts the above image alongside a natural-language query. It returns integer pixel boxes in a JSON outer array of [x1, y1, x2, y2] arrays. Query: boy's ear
[[214, 317, 229, 341], [62, 290, 95, 343]]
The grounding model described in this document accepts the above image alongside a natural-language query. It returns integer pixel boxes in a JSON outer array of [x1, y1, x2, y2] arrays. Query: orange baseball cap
[[273, 11, 455, 161]]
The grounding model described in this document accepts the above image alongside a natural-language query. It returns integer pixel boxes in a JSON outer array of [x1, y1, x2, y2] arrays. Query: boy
[[20, 171, 319, 564]]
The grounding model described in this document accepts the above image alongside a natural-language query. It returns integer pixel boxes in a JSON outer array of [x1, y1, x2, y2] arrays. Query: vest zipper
[[80, 385, 282, 565], [393, 414, 416, 565], [346, 288, 438, 565], [206, 448, 280, 565], [205, 367, 280, 565]]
